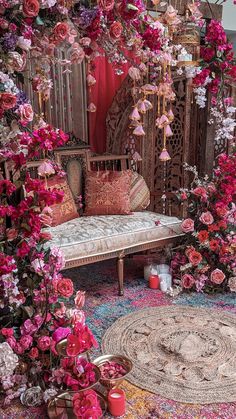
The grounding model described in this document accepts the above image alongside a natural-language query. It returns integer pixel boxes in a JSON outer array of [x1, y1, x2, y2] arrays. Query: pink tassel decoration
[[155, 117, 160, 126], [138, 100, 147, 114], [158, 114, 169, 129], [133, 124, 145, 136], [167, 108, 174, 122], [165, 124, 173, 137], [129, 107, 141, 121], [159, 148, 171, 161], [87, 103, 96, 112], [143, 99, 153, 110]]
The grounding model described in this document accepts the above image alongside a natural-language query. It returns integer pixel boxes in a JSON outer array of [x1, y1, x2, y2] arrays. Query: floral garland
[[172, 153, 236, 293]]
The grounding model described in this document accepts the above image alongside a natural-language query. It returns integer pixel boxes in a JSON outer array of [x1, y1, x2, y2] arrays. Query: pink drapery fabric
[[88, 56, 130, 153]]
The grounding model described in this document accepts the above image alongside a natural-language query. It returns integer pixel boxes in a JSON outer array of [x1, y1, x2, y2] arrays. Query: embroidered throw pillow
[[130, 172, 150, 211], [46, 175, 78, 226], [85, 170, 132, 215]]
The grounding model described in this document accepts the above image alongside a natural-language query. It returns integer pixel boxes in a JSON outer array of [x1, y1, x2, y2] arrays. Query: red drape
[[88, 56, 130, 153]]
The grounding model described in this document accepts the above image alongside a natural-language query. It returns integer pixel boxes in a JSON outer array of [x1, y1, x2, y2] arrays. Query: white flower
[[40, 0, 57, 7], [0, 342, 18, 379], [43, 388, 58, 403], [17, 37, 31, 51], [21, 386, 43, 407]]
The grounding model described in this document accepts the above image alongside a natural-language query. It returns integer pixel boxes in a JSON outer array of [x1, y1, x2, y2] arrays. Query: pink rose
[[21, 319, 37, 336], [210, 269, 225, 284], [128, 66, 141, 81], [199, 211, 214, 225], [7, 51, 26, 72], [17, 103, 34, 125], [74, 290, 86, 309], [52, 327, 71, 343], [80, 37, 91, 47], [6, 336, 17, 350], [19, 335, 33, 350], [97, 0, 114, 11], [181, 274, 195, 289], [192, 186, 207, 201], [56, 277, 74, 298], [181, 218, 194, 233], [71, 309, 86, 326], [37, 336, 51, 351]]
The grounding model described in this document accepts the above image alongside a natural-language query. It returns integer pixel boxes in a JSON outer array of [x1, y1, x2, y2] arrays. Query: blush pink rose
[[210, 269, 225, 284], [17, 103, 34, 125], [74, 290, 86, 309], [181, 274, 195, 289], [192, 186, 207, 200], [37, 336, 51, 351], [199, 211, 214, 225], [181, 218, 194, 233]]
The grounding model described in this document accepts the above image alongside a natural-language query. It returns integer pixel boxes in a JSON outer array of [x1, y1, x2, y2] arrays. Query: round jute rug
[[102, 306, 236, 404]]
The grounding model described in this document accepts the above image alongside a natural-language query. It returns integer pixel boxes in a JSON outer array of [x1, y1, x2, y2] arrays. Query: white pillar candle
[[159, 273, 172, 290], [110, 393, 122, 399], [158, 264, 170, 274]]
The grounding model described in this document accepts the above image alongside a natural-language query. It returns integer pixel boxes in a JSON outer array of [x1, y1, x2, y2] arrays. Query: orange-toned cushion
[[85, 170, 132, 215], [47, 175, 78, 226], [130, 172, 150, 211]]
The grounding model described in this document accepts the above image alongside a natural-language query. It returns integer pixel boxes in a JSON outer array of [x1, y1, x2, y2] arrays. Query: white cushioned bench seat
[[47, 211, 182, 264]]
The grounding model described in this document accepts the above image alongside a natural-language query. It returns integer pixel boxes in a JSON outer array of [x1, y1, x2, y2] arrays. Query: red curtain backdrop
[[88, 56, 130, 153]]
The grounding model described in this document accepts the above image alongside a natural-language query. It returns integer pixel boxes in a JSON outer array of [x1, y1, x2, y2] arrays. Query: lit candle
[[108, 389, 126, 417], [149, 275, 160, 289]]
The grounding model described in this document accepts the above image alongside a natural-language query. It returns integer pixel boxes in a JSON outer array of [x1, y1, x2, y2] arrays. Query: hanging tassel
[[87, 103, 96, 112], [133, 124, 145, 136], [137, 100, 147, 114], [165, 124, 173, 137], [158, 114, 169, 129], [159, 148, 171, 161], [129, 107, 141, 121], [167, 108, 174, 122]]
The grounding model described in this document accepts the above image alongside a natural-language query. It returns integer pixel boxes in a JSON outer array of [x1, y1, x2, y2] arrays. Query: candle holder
[[108, 388, 126, 417]]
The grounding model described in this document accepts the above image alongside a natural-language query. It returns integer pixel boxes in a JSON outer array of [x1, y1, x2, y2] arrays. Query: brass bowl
[[93, 354, 133, 389], [47, 390, 106, 419], [56, 338, 90, 360]]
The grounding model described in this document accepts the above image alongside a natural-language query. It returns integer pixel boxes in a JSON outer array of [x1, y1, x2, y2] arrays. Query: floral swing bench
[[24, 145, 183, 295]]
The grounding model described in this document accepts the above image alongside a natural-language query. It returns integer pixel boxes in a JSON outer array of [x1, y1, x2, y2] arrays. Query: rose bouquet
[[172, 153, 236, 293]]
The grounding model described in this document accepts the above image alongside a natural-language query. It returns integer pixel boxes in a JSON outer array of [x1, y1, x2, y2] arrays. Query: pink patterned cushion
[[130, 172, 150, 211], [85, 170, 132, 215]]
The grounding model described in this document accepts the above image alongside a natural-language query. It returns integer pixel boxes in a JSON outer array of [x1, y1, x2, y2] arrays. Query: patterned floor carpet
[[1, 259, 236, 418]]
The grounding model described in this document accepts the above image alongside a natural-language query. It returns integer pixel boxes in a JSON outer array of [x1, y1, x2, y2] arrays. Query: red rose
[[53, 22, 69, 43], [197, 230, 209, 243], [181, 274, 195, 289], [181, 218, 194, 233], [188, 250, 203, 266], [29, 347, 39, 359], [1, 327, 14, 338], [210, 269, 225, 284], [57, 277, 74, 297], [0, 93, 17, 110], [97, 0, 114, 11], [110, 21, 123, 38], [23, 0, 39, 17]]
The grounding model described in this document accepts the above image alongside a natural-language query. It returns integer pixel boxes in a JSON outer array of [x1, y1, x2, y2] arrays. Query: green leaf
[[36, 16, 44, 25], [127, 3, 139, 10]]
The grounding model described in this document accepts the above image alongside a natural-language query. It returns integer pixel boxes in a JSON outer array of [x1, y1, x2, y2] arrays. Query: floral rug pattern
[[1, 259, 236, 418]]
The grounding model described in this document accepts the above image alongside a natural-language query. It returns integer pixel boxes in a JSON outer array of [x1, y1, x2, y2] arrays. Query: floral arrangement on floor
[[172, 152, 236, 293]]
